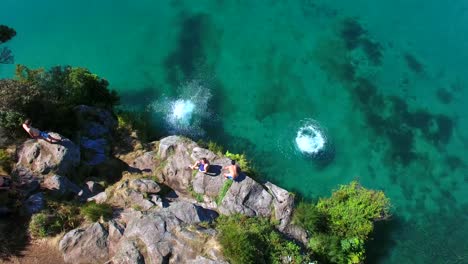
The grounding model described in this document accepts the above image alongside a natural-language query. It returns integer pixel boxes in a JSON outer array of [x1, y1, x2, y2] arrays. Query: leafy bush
[[15, 65, 119, 108], [0, 25, 16, 44], [116, 108, 152, 142], [292, 181, 390, 263], [0, 65, 120, 139], [29, 213, 50, 238], [28, 200, 82, 238], [80, 202, 113, 222], [196, 140, 224, 156], [0, 79, 41, 135], [216, 214, 308, 264], [316, 181, 390, 239], [0, 149, 12, 173], [292, 201, 328, 233]]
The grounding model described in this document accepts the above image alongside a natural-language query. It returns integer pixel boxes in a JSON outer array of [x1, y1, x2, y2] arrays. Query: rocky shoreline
[[5, 105, 306, 264]]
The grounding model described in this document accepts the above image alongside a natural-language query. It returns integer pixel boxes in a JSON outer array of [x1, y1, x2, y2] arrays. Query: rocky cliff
[[10, 106, 305, 264]]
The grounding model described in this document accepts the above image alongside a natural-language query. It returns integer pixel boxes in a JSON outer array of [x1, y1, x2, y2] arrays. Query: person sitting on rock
[[189, 157, 210, 173], [223, 160, 239, 180], [22, 118, 61, 143]]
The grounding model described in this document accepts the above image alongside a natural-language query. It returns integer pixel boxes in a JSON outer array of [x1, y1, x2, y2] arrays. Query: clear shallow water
[[2, 0, 468, 263]]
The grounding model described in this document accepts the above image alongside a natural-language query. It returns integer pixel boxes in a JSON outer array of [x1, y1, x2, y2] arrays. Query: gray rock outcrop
[[59, 222, 109, 264], [155, 136, 295, 228], [16, 136, 80, 176], [75, 105, 117, 166], [43, 174, 81, 198]]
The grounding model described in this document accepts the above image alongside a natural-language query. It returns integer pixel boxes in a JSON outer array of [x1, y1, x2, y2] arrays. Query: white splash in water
[[295, 120, 326, 155], [150, 80, 212, 136], [170, 99, 195, 124]]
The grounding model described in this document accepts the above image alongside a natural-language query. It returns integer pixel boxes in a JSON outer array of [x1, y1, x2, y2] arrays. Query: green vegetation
[[188, 185, 204, 203], [0, 149, 12, 173], [216, 180, 233, 205], [28, 200, 82, 238], [0, 65, 119, 139], [292, 181, 390, 263], [0, 24, 16, 64], [196, 140, 224, 156], [116, 108, 153, 142], [28, 199, 113, 238], [80, 202, 113, 222], [216, 214, 308, 264]]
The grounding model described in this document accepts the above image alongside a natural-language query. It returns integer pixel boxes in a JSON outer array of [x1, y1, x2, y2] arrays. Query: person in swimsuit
[[189, 157, 210, 173], [22, 118, 61, 143], [223, 160, 239, 180]]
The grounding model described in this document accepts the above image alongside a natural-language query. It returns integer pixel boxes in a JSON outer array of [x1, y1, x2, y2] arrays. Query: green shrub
[[0, 149, 12, 173], [294, 181, 390, 263], [0, 25, 16, 44], [216, 180, 233, 205], [116, 108, 152, 142], [80, 202, 113, 222], [216, 214, 308, 264], [28, 201, 82, 238], [0, 79, 41, 136], [15, 65, 119, 108], [29, 213, 49, 238], [292, 201, 328, 233], [316, 181, 390, 239], [0, 65, 119, 139], [196, 140, 224, 156]]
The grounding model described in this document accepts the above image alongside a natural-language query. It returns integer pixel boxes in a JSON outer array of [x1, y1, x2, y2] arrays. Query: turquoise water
[[2, 0, 468, 262]]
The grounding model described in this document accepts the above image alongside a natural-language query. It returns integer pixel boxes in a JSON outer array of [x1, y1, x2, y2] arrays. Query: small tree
[[0, 25, 16, 44], [292, 181, 390, 263], [0, 25, 16, 64]]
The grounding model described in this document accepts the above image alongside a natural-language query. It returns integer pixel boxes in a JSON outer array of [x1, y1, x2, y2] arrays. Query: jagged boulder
[[129, 178, 161, 194], [130, 151, 158, 174], [108, 179, 155, 210], [59, 222, 109, 264], [114, 201, 221, 263], [219, 177, 273, 217], [111, 239, 145, 264], [24, 192, 45, 214], [43, 174, 80, 198], [155, 136, 295, 227], [74, 105, 117, 166], [16, 135, 80, 176]]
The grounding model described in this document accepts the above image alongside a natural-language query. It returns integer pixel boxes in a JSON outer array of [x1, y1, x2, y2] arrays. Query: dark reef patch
[[339, 18, 383, 65], [445, 155, 466, 171], [340, 18, 366, 50], [404, 53, 424, 74], [361, 38, 383, 65], [350, 77, 454, 166], [164, 13, 212, 85], [436, 87, 453, 104]]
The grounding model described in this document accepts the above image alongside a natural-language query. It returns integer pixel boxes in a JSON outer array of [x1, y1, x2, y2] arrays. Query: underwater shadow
[[365, 216, 403, 264]]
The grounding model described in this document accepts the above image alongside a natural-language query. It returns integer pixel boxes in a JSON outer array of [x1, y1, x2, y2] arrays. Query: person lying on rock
[[189, 157, 210, 173], [22, 118, 61, 143], [223, 160, 239, 180]]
